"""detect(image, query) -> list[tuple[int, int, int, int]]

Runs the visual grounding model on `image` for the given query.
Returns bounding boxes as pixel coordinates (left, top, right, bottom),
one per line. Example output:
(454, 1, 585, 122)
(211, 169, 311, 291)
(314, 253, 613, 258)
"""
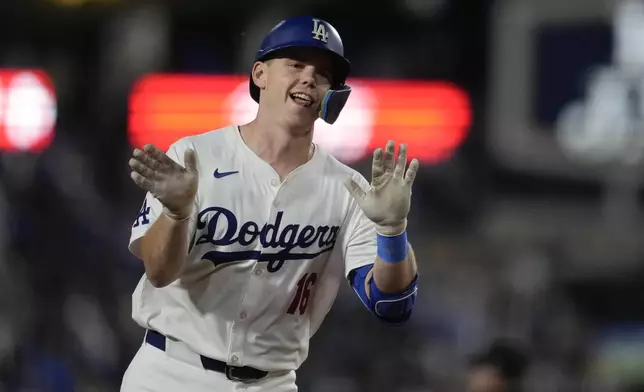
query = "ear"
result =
(251, 61, 268, 91)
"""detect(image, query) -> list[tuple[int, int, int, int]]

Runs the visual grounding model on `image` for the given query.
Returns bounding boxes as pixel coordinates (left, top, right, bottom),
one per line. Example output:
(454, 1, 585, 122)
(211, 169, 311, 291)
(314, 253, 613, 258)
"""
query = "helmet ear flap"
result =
(319, 86, 351, 124)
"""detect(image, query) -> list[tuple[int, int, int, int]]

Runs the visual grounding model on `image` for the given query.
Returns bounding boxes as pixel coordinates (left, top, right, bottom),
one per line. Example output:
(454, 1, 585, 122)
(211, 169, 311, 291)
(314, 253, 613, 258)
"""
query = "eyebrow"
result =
(280, 52, 334, 84)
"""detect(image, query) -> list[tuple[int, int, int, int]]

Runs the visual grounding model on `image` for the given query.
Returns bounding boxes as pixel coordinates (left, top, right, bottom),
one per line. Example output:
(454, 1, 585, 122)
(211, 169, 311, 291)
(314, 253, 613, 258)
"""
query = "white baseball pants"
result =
(120, 341, 298, 392)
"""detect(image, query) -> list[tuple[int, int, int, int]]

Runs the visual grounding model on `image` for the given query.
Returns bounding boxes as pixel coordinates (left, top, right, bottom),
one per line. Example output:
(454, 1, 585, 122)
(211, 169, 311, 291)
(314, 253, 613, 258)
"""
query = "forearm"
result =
(140, 211, 191, 288)
(373, 244, 417, 293)
(370, 223, 418, 293)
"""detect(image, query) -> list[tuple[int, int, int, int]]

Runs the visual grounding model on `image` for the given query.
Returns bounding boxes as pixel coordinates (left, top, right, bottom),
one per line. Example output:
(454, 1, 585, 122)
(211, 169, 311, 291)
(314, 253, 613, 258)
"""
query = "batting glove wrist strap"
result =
(375, 220, 407, 237)
(163, 206, 192, 222)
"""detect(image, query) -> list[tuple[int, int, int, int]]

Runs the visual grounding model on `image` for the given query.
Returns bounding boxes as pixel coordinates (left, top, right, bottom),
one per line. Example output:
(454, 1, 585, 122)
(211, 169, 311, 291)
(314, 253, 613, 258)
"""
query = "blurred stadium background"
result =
(1, 0, 644, 391)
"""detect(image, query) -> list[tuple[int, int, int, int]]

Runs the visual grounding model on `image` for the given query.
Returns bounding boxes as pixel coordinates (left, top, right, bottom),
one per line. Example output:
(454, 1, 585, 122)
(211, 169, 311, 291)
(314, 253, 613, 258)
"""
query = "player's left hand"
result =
(345, 140, 420, 236)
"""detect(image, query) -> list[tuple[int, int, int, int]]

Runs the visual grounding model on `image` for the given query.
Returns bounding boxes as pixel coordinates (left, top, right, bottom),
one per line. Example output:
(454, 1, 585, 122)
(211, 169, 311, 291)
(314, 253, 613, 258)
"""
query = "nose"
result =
(299, 65, 317, 87)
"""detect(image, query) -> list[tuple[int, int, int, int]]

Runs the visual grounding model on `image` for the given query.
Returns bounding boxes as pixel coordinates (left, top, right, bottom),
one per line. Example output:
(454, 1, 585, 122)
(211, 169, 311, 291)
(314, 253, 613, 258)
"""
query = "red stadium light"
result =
(128, 74, 471, 164)
(0, 69, 57, 152)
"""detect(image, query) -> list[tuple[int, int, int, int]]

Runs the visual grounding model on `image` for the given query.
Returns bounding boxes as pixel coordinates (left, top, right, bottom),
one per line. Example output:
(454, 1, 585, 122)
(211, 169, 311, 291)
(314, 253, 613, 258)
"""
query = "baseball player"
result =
(121, 16, 420, 392)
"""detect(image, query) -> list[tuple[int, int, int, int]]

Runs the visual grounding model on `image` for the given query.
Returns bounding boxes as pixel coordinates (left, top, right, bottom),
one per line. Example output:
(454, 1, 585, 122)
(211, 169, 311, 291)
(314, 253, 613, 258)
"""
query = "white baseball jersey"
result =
(128, 125, 377, 372)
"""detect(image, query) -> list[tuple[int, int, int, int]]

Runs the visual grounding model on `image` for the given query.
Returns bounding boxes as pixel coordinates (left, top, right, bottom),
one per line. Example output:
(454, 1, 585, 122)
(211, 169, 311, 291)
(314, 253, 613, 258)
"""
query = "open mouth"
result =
(289, 92, 314, 108)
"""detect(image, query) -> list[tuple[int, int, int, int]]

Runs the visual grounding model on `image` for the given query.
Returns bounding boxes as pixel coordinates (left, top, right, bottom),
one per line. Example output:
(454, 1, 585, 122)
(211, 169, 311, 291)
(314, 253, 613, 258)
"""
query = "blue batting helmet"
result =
(249, 16, 352, 124)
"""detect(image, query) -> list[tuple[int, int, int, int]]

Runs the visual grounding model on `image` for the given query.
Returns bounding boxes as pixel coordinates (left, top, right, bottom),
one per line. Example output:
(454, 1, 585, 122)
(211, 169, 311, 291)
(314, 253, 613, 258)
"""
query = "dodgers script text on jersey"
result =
(129, 125, 377, 372)
(195, 208, 340, 273)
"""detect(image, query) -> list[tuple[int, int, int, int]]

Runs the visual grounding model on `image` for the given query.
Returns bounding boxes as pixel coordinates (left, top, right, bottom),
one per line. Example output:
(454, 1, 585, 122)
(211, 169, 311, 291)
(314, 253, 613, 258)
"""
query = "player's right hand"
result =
(129, 144, 198, 220)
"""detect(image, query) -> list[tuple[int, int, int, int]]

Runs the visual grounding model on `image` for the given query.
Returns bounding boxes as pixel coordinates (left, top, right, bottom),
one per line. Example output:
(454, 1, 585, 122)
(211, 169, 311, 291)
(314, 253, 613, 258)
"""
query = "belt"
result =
(145, 329, 268, 382)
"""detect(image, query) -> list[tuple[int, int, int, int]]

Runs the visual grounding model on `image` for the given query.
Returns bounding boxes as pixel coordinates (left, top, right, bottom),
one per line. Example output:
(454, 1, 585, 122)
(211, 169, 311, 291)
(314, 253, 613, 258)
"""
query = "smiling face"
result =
(251, 47, 336, 133)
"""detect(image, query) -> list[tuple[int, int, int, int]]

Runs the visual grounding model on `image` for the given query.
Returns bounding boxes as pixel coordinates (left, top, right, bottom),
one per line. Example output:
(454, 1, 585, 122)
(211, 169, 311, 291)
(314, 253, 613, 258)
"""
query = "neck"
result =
(239, 113, 314, 178)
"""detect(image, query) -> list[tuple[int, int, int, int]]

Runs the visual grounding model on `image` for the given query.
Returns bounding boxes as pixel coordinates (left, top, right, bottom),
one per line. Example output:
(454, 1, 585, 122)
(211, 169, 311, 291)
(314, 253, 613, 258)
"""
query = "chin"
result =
(283, 111, 317, 132)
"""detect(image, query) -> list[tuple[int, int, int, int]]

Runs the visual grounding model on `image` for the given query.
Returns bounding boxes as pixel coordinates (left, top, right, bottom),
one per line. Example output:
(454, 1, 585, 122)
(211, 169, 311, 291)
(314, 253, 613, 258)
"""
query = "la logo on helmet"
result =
(312, 19, 329, 43)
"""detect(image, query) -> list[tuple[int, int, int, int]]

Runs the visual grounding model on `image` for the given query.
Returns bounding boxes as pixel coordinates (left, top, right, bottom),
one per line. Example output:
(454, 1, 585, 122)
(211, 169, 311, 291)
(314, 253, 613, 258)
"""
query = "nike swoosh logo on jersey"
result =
(213, 169, 239, 178)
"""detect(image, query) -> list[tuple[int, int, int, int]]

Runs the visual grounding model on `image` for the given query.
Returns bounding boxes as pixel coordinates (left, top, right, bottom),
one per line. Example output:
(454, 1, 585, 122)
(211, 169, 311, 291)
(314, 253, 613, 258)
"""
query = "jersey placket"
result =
(226, 175, 284, 367)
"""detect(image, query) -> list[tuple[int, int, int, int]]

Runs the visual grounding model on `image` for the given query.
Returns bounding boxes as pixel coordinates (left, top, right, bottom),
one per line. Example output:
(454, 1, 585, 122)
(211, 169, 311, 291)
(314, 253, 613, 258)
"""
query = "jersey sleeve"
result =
(128, 141, 196, 259)
(339, 173, 378, 277)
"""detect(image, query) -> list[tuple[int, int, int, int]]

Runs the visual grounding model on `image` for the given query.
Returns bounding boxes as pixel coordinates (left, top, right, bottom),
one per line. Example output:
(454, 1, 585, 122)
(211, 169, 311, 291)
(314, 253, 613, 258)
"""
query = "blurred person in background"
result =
(466, 340, 529, 392)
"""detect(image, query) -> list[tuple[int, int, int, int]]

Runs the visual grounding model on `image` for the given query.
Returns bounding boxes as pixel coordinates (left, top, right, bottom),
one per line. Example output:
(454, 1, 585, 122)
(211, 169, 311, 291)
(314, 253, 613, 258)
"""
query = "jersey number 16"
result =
(286, 273, 318, 315)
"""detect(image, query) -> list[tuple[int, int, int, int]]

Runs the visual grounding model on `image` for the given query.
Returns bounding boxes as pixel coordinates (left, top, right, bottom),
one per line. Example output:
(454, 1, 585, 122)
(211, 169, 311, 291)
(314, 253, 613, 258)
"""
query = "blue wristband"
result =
(376, 231, 409, 263)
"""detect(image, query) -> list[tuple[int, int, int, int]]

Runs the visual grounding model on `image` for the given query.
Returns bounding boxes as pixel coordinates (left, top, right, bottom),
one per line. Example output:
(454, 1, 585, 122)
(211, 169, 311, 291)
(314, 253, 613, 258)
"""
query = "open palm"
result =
(129, 144, 199, 220)
(345, 141, 419, 235)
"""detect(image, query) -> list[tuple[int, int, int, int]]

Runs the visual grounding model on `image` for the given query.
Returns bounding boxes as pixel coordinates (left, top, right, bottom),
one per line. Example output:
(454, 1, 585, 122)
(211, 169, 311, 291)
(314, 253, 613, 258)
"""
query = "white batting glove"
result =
(345, 141, 420, 236)
(129, 144, 199, 220)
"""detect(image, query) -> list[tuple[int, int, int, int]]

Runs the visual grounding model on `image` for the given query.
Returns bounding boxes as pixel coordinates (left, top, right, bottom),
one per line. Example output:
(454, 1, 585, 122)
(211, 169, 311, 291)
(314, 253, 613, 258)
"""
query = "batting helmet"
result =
(249, 16, 352, 124)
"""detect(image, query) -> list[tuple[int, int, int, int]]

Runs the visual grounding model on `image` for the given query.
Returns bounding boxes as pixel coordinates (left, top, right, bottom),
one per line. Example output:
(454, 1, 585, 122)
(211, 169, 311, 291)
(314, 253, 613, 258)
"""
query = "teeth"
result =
(291, 93, 312, 102)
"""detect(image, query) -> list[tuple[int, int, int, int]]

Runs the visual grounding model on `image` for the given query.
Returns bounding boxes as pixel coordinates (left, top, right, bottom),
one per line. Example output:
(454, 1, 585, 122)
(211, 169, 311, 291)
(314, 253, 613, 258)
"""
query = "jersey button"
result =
(239, 311, 247, 320)
(230, 355, 239, 364)
(254, 269, 263, 277)
(271, 179, 279, 186)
